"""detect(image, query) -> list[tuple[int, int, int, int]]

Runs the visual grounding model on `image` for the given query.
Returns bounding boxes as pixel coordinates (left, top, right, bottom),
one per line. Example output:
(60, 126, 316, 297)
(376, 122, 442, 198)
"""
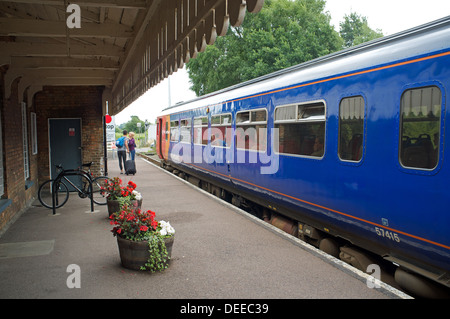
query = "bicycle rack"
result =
(51, 170, 94, 215)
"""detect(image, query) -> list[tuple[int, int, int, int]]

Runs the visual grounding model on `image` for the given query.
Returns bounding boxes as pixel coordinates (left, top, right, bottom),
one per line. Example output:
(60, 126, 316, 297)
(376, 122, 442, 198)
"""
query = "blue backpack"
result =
(115, 136, 125, 148)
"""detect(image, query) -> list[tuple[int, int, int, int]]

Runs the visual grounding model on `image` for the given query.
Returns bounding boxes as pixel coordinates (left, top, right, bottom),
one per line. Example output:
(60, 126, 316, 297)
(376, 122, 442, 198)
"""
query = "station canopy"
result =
(0, 0, 264, 114)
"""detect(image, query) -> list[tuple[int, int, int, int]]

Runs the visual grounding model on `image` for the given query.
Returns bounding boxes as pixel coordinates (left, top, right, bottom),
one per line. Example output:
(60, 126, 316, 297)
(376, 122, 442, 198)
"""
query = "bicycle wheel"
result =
(38, 179, 69, 209)
(91, 176, 110, 205)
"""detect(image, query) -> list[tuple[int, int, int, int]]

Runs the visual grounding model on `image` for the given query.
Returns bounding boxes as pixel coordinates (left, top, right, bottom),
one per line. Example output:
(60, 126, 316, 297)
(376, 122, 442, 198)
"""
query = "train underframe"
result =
(159, 158, 450, 299)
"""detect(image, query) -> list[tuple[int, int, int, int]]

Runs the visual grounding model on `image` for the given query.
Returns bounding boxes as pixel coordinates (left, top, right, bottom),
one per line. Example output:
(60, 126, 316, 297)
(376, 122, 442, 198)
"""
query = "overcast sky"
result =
(114, 0, 450, 125)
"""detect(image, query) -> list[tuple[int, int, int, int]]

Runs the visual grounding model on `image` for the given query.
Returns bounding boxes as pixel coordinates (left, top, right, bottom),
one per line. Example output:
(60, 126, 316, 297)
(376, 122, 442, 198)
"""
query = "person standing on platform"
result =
(116, 130, 129, 174)
(128, 131, 136, 160)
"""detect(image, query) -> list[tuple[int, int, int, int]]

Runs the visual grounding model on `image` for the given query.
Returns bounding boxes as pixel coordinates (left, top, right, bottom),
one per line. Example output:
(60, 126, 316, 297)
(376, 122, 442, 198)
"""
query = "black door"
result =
(49, 119, 82, 191)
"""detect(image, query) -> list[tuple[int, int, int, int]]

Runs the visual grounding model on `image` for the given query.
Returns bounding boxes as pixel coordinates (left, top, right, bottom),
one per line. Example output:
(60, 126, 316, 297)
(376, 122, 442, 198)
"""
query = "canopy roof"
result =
(0, 0, 264, 114)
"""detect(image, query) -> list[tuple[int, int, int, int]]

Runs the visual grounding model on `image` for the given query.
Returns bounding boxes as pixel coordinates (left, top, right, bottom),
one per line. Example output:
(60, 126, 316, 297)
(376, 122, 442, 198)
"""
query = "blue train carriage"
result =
(157, 17, 450, 297)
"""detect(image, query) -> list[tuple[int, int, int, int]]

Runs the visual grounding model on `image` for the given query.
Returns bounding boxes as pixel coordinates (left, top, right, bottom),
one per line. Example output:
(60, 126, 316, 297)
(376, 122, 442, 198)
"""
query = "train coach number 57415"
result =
(375, 227, 400, 243)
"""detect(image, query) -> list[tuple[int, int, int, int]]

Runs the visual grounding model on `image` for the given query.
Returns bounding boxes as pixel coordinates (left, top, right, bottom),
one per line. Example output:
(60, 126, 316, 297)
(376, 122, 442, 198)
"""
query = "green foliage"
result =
(186, 0, 385, 96)
(141, 235, 171, 272)
(339, 12, 384, 48)
(122, 115, 146, 134)
(187, 0, 343, 96)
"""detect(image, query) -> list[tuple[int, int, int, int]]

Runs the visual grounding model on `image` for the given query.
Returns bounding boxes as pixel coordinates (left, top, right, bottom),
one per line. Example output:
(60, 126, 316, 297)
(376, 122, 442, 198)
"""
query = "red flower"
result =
(147, 210, 156, 219)
(139, 225, 148, 232)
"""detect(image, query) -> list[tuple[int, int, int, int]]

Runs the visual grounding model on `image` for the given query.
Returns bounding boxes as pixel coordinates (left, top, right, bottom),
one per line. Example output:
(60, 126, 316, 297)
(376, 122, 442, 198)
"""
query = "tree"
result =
(123, 115, 145, 134)
(339, 12, 383, 48)
(186, 0, 343, 96)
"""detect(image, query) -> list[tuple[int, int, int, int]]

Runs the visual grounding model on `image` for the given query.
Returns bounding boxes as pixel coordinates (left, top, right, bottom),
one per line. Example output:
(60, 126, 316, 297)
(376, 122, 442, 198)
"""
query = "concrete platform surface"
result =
(0, 155, 410, 300)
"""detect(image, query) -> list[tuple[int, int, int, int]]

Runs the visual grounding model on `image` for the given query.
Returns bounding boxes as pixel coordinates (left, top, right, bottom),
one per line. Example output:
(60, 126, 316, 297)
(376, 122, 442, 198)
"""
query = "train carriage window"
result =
(338, 96, 365, 162)
(170, 120, 179, 142)
(165, 122, 168, 141)
(211, 114, 232, 148)
(193, 116, 208, 145)
(180, 118, 191, 144)
(275, 102, 325, 157)
(236, 109, 267, 151)
(400, 86, 441, 169)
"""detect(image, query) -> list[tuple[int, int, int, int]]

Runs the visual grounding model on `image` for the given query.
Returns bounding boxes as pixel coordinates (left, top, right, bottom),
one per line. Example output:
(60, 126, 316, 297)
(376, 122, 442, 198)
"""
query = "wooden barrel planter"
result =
(116, 235, 174, 271)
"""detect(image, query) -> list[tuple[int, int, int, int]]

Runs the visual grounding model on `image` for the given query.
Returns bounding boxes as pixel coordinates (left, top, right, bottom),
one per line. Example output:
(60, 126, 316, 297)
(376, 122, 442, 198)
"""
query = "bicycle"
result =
(38, 162, 110, 209)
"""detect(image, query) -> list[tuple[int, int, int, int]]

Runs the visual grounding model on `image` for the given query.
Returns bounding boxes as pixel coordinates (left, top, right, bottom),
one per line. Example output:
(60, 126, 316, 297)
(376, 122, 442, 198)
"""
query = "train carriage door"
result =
(164, 116, 170, 159)
(157, 118, 163, 159)
(157, 116, 170, 160)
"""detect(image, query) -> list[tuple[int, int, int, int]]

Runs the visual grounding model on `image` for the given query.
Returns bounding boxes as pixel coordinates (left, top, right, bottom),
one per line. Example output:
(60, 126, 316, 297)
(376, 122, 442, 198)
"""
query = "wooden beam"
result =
(22, 68, 116, 78)
(10, 56, 120, 70)
(112, 0, 162, 92)
(0, 18, 134, 38)
(247, 0, 264, 13)
(20, 76, 111, 92)
(39, 78, 113, 86)
(0, 0, 147, 9)
(17, 74, 111, 103)
(0, 41, 124, 58)
(5, 68, 115, 97)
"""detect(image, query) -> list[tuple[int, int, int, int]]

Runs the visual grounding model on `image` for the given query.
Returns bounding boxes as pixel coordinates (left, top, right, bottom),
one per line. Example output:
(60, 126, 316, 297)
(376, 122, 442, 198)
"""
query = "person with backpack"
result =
(116, 130, 129, 174)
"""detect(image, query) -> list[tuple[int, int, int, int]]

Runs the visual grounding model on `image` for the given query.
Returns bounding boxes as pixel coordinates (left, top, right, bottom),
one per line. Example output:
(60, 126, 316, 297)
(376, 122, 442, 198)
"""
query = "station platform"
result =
(0, 154, 411, 301)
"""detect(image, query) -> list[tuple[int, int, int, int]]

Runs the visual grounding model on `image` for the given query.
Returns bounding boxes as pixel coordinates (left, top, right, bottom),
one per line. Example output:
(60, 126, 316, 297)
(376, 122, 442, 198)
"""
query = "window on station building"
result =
(338, 96, 365, 162)
(211, 114, 232, 148)
(399, 86, 441, 169)
(0, 105, 4, 196)
(193, 116, 208, 145)
(180, 118, 191, 144)
(170, 120, 179, 142)
(31, 112, 38, 155)
(21, 102, 30, 180)
(236, 109, 267, 151)
(275, 101, 325, 157)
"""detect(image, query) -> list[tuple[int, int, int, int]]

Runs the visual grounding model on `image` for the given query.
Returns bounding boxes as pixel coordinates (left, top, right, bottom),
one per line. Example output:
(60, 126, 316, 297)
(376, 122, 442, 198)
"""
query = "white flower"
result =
(132, 190, 142, 200)
(159, 220, 175, 236)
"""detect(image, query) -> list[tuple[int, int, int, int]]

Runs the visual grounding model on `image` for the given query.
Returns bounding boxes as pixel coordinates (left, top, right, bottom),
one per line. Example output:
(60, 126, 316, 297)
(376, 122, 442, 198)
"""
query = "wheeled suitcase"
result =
(125, 160, 136, 175)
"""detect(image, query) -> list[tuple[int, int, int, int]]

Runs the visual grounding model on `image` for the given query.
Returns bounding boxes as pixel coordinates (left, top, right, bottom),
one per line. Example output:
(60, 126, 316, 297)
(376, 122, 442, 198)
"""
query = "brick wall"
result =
(0, 71, 40, 231)
(0, 81, 105, 232)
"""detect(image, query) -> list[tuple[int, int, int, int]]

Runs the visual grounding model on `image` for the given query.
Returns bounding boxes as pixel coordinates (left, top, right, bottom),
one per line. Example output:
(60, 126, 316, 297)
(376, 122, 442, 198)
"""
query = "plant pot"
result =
(107, 198, 142, 217)
(116, 235, 174, 271)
